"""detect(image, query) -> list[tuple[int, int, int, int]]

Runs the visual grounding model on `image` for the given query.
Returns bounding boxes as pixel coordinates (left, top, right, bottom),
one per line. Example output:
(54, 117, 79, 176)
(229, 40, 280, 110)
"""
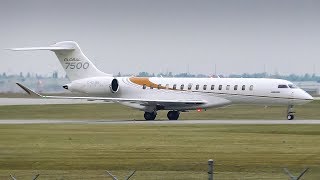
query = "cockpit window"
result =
(278, 85, 288, 88)
(288, 84, 298, 89)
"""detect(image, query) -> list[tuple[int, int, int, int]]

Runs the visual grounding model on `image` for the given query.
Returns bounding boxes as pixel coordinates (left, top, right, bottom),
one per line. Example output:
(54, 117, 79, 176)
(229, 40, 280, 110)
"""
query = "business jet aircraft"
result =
(9, 41, 313, 120)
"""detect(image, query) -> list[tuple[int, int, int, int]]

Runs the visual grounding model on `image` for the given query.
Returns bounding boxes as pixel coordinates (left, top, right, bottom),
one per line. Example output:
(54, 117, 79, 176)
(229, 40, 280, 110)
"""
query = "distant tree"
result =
(174, 73, 195, 77)
(138, 72, 151, 77)
(52, 71, 58, 79)
(36, 74, 43, 78)
(303, 73, 311, 81)
(227, 72, 320, 82)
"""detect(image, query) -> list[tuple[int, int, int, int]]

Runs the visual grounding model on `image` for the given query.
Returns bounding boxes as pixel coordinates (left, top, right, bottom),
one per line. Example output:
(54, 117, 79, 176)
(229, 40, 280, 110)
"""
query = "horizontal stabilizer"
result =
(8, 46, 75, 51)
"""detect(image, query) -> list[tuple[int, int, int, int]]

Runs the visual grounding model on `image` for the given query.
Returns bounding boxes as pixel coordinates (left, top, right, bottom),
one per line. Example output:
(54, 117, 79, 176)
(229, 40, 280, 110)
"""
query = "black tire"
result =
(167, 111, 180, 120)
(144, 112, 156, 120)
(287, 114, 294, 120)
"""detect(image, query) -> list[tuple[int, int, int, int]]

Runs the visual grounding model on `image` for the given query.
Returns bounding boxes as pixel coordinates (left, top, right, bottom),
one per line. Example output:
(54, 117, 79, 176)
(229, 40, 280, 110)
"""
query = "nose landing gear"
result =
(287, 105, 295, 120)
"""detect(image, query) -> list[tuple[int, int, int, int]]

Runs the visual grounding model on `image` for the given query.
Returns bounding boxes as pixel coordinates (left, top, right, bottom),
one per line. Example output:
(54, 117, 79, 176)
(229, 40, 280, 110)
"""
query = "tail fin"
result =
(9, 41, 111, 80)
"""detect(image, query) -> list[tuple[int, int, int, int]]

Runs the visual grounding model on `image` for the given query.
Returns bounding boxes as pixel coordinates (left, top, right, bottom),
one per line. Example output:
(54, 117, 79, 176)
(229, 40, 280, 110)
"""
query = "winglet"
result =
(16, 83, 43, 98)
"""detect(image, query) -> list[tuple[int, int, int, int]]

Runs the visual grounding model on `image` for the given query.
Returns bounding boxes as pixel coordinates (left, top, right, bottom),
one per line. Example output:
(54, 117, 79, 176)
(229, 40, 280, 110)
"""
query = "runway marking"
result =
(0, 120, 319, 125)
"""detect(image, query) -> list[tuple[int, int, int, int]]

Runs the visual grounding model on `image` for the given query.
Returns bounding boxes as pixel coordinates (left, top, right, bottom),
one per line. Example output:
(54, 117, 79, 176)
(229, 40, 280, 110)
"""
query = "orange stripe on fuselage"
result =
(129, 77, 166, 89)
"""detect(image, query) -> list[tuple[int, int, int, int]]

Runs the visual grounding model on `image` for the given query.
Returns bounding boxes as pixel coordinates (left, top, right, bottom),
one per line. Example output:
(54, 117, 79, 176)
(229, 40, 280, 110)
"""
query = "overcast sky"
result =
(1, 0, 320, 76)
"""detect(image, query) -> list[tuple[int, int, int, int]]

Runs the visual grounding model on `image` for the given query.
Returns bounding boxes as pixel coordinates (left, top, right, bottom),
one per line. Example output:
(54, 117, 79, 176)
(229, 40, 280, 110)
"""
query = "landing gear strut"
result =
(167, 111, 180, 120)
(287, 105, 295, 120)
(144, 111, 157, 120)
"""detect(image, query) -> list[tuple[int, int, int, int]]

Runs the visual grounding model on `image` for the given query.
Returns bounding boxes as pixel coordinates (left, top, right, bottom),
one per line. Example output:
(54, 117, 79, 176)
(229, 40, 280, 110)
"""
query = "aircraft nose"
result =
(293, 89, 313, 105)
(304, 92, 314, 101)
(297, 89, 313, 101)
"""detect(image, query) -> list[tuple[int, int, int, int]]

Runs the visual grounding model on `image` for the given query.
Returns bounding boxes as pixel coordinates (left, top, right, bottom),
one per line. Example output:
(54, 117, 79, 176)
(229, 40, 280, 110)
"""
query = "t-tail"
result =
(9, 41, 111, 80)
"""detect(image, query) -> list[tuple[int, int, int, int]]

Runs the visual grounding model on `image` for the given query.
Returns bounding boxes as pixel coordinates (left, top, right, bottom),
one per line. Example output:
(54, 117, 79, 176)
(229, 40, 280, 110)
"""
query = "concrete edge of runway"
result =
(0, 119, 319, 125)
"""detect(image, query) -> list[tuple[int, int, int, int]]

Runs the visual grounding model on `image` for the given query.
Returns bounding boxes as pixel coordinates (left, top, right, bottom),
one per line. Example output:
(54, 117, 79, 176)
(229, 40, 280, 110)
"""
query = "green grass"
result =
(0, 124, 319, 179)
(0, 100, 320, 120)
(0, 99, 319, 179)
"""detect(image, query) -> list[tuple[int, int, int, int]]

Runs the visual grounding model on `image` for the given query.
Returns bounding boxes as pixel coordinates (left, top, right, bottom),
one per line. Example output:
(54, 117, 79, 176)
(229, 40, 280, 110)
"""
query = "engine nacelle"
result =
(63, 77, 119, 95)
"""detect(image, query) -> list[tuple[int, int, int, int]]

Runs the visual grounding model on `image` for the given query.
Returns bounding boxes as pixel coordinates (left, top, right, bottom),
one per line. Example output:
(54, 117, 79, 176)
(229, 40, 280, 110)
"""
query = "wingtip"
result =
(4, 48, 15, 51)
(16, 83, 31, 95)
(16, 83, 43, 97)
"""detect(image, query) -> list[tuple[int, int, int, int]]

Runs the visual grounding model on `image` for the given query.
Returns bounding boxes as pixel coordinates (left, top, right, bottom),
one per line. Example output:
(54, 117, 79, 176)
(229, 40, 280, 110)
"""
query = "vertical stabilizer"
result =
(9, 41, 111, 80)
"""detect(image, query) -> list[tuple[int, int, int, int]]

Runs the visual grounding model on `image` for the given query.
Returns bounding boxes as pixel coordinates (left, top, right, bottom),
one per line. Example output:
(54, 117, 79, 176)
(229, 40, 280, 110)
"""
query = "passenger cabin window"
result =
(234, 85, 238, 90)
(219, 85, 222, 90)
(158, 84, 161, 89)
(203, 85, 207, 90)
(173, 84, 177, 90)
(278, 85, 288, 88)
(242, 85, 245, 91)
(211, 85, 215, 90)
(188, 84, 192, 90)
(142, 84, 146, 89)
(226, 85, 230, 90)
(180, 84, 184, 90)
(195, 84, 199, 90)
(249, 85, 253, 91)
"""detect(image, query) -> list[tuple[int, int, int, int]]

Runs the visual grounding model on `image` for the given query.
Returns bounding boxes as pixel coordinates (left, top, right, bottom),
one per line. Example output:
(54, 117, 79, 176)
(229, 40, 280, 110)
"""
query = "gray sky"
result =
(1, 0, 320, 76)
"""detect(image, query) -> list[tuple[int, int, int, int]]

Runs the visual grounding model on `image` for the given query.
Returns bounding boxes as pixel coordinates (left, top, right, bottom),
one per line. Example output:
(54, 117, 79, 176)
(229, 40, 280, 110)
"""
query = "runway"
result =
(0, 98, 105, 106)
(0, 119, 319, 125)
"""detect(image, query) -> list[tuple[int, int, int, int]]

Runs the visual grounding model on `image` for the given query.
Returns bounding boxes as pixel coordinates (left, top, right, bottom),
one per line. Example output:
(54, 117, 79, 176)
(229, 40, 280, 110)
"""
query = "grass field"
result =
(0, 124, 319, 179)
(0, 100, 319, 179)
(0, 100, 320, 120)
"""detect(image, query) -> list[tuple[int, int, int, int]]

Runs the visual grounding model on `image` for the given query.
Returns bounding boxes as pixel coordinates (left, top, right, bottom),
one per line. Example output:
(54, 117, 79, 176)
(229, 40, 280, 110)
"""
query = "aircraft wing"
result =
(16, 83, 207, 106)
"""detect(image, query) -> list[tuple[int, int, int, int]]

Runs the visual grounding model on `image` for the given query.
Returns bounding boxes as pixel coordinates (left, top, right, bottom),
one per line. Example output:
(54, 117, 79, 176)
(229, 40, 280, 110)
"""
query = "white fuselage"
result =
(66, 76, 313, 112)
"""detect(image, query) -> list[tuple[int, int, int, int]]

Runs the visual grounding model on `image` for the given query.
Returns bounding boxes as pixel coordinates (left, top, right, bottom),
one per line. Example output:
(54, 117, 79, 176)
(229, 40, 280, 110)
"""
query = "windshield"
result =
(288, 84, 298, 89)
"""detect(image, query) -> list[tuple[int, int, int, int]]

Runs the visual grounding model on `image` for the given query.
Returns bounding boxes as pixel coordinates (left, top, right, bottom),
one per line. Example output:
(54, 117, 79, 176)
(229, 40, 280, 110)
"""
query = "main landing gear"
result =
(144, 111, 157, 120)
(143, 110, 180, 120)
(167, 110, 180, 120)
(287, 105, 295, 120)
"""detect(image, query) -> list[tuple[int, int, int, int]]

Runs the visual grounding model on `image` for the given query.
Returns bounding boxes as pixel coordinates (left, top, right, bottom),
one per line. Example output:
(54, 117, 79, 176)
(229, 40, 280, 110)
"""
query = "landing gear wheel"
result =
(287, 105, 295, 120)
(144, 112, 157, 120)
(287, 114, 294, 120)
(167, 111, 180, 120)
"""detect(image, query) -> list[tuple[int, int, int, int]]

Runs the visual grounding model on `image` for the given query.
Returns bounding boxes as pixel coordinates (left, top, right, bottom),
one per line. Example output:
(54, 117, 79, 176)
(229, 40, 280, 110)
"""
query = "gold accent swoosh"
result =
(129, 77, 167, 89)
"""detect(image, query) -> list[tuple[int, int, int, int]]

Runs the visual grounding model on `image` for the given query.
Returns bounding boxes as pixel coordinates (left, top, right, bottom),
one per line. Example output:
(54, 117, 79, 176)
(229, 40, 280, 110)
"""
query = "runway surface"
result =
(0, 98, 105, 106)
(0, 119, 319, 125)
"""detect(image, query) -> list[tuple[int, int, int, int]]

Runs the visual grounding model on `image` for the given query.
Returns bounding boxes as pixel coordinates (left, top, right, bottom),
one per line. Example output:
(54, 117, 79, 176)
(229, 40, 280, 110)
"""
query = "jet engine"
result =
(63, 77, 119, 95)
